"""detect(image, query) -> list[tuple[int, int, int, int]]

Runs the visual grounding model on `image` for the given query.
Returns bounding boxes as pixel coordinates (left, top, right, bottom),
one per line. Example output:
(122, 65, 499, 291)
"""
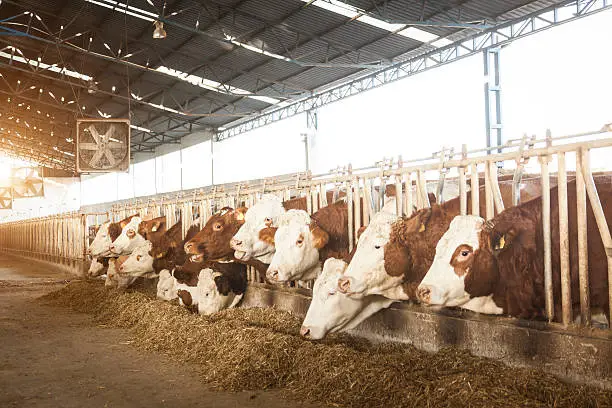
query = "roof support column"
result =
(303, 110, 318, 173)
(483, 46, 503, 155)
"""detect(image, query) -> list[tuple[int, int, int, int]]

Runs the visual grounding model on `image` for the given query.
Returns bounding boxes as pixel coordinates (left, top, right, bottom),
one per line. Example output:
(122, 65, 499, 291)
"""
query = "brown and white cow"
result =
(338, 182, 541, 300)
(88, 214, 138, 257)
(262, 200, 351, 283)
(172, 259, 247, 314)
(184, 207, 247, 262)
(417, 181, 611, 321)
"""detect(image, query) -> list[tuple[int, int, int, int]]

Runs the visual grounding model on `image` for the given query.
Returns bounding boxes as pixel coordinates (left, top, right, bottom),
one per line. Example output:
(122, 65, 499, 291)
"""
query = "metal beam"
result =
(217, 0, 610, 141)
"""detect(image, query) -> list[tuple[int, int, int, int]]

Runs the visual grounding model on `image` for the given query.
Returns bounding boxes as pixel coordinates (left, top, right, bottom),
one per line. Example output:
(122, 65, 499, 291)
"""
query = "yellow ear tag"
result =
(418, 223, 426, 233)
(236, 212, 245, 221)
(151, 225, 158, 232)
(498, 235, 505, 249)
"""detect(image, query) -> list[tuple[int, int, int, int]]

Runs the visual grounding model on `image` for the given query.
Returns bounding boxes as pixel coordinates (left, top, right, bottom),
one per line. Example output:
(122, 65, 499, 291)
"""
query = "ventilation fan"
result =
(0, 186, 12, 209)
(11, 167, 44, 198)
(76, 119, 130, 173)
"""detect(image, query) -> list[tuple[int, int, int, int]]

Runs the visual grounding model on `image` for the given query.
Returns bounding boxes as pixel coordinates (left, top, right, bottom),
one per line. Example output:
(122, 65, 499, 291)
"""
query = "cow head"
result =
(119, 241, 154, 276)
(231, 195, 284, 263)
(300, 258, 395, 340)
(105, 256, 137, 289)
(110, 217, 145, 255)
(89, 215, 138, 257)
(184, 207, 247, 262)
(196, 268, 244, 315)
(337, 199, 400, 298)
(138, 216, 167, 244)
(149, 218, 183, 261)
(87, 256, 109, 277)
(265, 210, 327, 283)
(157, 269, 178, 301)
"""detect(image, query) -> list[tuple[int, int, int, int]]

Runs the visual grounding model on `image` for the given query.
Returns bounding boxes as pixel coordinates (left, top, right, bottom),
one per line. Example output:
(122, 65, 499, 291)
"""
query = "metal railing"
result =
(2, 126, 611, 329)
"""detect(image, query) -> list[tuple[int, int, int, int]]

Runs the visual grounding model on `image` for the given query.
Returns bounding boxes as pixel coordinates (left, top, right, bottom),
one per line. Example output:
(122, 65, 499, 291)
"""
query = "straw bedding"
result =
(41, 280, 612, 408)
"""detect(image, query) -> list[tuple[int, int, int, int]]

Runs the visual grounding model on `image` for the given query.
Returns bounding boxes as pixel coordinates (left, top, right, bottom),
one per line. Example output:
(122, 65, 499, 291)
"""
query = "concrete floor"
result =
(0, 253, 325, 408)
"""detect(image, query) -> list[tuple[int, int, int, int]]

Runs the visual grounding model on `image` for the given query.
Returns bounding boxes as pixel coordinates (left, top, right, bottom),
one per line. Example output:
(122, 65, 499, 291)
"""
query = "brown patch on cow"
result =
(258, 227, 277, 246)
(119, 214, 139, 229)
(310, 225, 329, 249)
(177, 289, 193, 306)
(311, 200, 350, 263)
(173, 263, 200, 286)
(449, 245, 474, 277)
(184, 207, 246, 261)
(150, 220, 201, 274)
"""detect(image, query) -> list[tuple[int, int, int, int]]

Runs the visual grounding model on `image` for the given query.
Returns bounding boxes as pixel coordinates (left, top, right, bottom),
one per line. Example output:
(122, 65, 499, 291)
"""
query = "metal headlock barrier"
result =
(1, 126, 612, 330)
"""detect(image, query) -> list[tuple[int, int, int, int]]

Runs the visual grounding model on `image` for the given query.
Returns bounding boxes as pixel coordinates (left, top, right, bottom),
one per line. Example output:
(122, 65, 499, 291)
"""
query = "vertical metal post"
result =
(484, 162, 494, 219)
(576, 149, 591, 326)
(403, 172, 412, 217)
(484, 47, 503, 154)
(540, 155, 553, 321)
(557, 152, 572, 326)
(305, 110, 317, 172)
(354, 177, 362, 241)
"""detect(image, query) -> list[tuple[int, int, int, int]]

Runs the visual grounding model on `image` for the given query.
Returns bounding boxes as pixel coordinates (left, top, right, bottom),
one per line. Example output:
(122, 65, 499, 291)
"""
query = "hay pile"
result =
(41, 281, 612, 408)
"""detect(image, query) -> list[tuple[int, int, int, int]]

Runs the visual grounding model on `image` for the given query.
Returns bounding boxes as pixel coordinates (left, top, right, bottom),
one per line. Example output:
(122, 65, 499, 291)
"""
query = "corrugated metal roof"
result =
(0, 0, 582, 162)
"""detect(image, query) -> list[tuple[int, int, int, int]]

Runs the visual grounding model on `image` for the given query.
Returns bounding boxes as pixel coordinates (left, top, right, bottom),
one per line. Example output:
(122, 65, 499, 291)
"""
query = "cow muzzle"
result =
(337, 276, 353, 294)
(266, 267, 280, 282)
(299, 326, 311, 338)
(416, 284, 448, 305)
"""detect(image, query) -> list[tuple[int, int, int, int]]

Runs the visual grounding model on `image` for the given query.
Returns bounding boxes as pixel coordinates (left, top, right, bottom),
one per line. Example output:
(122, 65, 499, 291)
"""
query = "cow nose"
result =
(109, 245, 115, 251)
(230, 238, 242, 247)
(416, 285, 432, 304)
(337, 277, 351, 294)
(119, 265, 124, 272)
(300, 326, 311, 338)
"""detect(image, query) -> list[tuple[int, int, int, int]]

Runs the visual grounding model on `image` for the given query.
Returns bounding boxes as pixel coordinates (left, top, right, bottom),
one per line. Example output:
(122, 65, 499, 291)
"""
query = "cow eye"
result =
(136, 255, 142, 261)
(374, 245, 381, 249)
(460, 250, 470, 257)
(265, 217, 272, 222)
(213, 223, 223, 231)
(296, 238, 304, 246)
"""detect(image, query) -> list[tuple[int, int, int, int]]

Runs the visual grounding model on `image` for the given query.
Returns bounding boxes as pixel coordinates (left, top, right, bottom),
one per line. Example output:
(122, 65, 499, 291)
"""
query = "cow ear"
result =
(235, 207, 248, 221)
(384, 239, 410, 278)
(177, 289, 192, 306)
(214, 274, 231, 296)
(356, 225, 367, 241)
(151, 221, 162, 232)
(259, 227, 277, 245)
(310, 225, 329, 249)
(490, 230, 515, 254)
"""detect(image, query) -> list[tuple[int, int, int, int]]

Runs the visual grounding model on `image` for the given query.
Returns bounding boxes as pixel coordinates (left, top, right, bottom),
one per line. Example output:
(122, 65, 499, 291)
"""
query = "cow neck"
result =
(301, 261, 322, 281)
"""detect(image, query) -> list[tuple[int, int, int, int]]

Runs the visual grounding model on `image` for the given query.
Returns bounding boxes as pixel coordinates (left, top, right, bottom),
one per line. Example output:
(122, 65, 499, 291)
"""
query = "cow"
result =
(184, 207, 247, 262)
(88, 214, 138, 257)
(196, 265, 248, 315)
(118, 241, 154, 277)
(172, 260, 247, 314)
(87, 256, 110, 277)
(104, 256, 136, 289)
(262, 200, 351, 284)
(110, 217, 147, 255)
(417, 181, 611, 322)
(231, 195, 287, 264)
(138, 215, 167, 244)
(300, 258, 395, 340)
(157, 269, 178, 301)
(338, 182, 541, 301)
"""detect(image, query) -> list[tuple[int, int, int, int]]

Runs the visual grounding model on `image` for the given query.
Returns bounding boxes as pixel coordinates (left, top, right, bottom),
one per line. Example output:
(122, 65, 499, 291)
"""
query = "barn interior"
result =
(1, 1, 612, 407)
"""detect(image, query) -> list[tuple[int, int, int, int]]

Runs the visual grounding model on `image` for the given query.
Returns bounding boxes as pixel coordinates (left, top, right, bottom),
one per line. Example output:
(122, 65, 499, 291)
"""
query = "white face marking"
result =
(87, 257, 107, 277)
(341, 202, 401, 298)
(120, 241, 154, 276)
(301, 258, 394, 339)
(266, 210, 321, 282)
(156, 269, 178, 301)
(111, 217, 145, 255)
(418, 215, 485, 307)
(89, 222, 112, 257)
(231, 195, 285, 263)
(196, 269, 241, 315)
(104, 260, 137, 289)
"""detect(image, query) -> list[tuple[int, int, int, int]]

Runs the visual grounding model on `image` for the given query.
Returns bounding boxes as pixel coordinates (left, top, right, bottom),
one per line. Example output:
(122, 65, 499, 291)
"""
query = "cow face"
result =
(105, 257, 137, 289)
(138, 216, 167, 244)
(265, 210, 327, 283)
(88, 221, 113, 257)
(337, 202, 400, 298)
(119, 241, 154, 276)
(157, 269, 178, 301)
(87, 256, 109, 277)
(300, 258, 394, 340)
(110, 217, 146, 255)
(231, 195, 284, 263)
(196, 268, 244, 315)
(184, 207, 247, 262)
(417, 215, 487, 307)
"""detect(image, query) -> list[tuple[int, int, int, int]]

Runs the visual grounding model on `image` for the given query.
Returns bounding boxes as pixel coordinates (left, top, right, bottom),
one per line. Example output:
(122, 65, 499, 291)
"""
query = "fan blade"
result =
(79, 143, 100, 150)
(108, 142, 124, 149)
(88, 124, 101, 144)
(104, 148, 116, 166)
(89, 149, 105, 167)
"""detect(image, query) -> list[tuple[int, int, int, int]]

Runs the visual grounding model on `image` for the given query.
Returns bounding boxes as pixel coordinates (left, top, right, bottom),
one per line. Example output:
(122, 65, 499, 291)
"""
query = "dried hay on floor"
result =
(41, 280, 612, 408)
